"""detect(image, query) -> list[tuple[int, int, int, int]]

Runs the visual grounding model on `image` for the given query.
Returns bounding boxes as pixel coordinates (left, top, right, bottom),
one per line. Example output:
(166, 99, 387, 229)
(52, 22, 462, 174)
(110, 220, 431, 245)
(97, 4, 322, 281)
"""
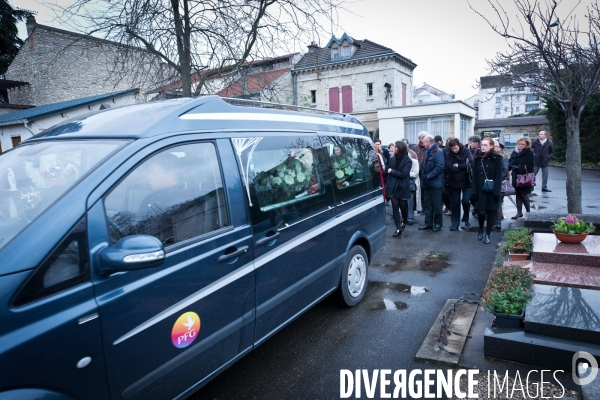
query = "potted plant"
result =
(482, 265, 534, 329)
(497, 228, 533, 261)
(550, 215, 596, 244)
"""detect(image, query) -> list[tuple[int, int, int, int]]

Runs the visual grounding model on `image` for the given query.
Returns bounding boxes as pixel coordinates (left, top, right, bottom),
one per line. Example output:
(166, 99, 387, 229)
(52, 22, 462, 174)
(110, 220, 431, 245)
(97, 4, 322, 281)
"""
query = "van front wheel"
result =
(336, 246, 368, 307)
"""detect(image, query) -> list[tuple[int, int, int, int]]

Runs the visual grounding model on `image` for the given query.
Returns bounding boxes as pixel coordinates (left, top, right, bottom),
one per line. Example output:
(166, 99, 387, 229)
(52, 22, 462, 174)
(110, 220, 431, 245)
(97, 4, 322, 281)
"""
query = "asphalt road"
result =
(192, 166, 600, 400)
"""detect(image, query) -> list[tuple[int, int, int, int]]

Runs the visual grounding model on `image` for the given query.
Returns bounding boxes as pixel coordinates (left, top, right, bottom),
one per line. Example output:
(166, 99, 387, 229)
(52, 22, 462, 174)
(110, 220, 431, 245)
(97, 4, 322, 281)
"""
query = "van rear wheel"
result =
(336, 245, 368, 307)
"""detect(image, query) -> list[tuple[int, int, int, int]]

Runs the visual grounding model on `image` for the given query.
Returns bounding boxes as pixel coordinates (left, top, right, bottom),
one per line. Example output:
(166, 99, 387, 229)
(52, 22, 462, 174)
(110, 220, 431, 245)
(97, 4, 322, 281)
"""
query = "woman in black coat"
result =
(470, 137, 503, 244)
(445, 138, 474, 231)
(386, 140, 412, 237)
(508, 136, 535, 219)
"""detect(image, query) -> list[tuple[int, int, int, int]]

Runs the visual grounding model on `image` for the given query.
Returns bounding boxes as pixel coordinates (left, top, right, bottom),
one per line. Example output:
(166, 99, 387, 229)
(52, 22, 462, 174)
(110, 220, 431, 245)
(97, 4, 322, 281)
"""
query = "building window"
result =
(504, 107, 508, 112)
(496, 97, 501, 103)
(495, 108, 500, 114)
(332, 47, 339, 59)
(367, 83, 373, 97)
(526, 94, 539, 102)
(503, 96, 508, 101)
(526, 104, 538, 112)
(342, 45, 351, 57)
(516, 95, 521, 101)
(516, 86, 525, 92)
(495, 88, 501, 93)
(310, 90, 316, 103)
(11, 136, 21, 148)
(516, 106, 520, 113)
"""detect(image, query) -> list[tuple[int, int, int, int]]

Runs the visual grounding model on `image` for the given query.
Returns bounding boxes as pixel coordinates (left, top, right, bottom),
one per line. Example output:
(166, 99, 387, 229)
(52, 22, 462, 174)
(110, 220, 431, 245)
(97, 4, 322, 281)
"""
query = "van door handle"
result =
(256, 232, 280, 246)
(218, 246, 249, 263)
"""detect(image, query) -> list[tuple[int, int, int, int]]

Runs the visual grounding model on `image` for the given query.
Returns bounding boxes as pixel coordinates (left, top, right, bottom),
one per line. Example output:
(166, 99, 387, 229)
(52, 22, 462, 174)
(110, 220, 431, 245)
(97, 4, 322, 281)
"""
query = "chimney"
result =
(26, 15, 37, 37)
(307, 41, 319, 53)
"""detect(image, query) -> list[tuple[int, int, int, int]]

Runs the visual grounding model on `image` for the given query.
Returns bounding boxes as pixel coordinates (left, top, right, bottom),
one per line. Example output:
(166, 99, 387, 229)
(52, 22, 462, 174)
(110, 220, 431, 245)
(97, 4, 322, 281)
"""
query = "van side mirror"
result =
(99, 235, 165, 275)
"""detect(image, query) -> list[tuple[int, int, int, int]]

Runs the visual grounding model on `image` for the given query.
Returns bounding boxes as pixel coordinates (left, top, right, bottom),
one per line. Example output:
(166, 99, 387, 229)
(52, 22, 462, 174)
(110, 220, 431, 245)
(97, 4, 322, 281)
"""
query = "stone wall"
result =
(6, 26, 172, 106)
(476, 122, 551, 146)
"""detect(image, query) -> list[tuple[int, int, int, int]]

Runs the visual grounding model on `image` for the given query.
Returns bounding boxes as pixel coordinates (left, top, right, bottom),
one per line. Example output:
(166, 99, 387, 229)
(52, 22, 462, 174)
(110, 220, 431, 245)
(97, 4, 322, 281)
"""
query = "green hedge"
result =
(546, 94, 600, 163)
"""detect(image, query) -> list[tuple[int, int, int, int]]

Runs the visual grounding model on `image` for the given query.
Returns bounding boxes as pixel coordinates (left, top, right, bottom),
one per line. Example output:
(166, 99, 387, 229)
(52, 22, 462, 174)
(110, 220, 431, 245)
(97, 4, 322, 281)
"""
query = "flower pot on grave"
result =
(494, 309, 525, 329)
(508, 252, 529, 261)
(553, 231, 588, 244)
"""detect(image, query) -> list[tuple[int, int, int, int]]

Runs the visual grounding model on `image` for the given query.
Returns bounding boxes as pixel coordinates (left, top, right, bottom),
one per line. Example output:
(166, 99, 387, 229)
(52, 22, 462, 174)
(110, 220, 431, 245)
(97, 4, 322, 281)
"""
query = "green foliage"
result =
(526, 108, 541, 116)
(497, 228, 533, 259)
(482, 265, 534, 315)
(508, 113, 526, 118)
(546, 93, 600, 164)
(551, 215, 596, 235)
(0, 0, 27, 74)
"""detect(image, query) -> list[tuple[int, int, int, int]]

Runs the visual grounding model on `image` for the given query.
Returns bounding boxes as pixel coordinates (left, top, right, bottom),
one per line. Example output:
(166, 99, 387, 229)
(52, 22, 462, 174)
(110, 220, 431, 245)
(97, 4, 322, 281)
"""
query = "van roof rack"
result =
(221, 97, 346, 117)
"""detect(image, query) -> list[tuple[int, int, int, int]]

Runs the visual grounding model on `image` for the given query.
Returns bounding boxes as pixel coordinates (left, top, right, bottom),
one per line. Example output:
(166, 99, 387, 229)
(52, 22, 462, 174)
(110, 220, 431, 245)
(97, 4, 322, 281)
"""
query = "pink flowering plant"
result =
(551, 215, 596, 235)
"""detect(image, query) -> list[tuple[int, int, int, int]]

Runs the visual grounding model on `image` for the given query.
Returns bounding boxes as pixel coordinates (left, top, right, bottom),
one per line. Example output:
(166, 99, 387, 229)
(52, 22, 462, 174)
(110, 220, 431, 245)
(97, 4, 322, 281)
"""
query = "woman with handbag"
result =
(470, 137, 503, 244)
(386, 140, 413, 237)
(445, 138, 474, 231)
(508, 136, 535, 219)
(494, 142, 510, 231)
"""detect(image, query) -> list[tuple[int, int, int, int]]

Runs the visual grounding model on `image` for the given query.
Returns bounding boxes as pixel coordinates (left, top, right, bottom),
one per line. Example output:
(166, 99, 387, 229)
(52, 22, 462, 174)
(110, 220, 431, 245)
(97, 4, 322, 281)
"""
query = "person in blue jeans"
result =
(444, 138, 474, 231)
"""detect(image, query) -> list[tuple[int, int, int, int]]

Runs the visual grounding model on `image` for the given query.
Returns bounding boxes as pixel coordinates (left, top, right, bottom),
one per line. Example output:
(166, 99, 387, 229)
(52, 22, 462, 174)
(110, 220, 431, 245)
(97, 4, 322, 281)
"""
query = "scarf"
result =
(426, 143, 437, 157)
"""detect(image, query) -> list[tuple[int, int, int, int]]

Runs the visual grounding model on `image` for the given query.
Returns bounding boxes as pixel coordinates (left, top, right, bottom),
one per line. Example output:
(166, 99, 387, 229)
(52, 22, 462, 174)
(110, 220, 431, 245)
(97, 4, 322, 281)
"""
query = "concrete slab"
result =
(525, 284, 600, 344)
(532, 233, 600, 268)
(415, 299, 478, 367)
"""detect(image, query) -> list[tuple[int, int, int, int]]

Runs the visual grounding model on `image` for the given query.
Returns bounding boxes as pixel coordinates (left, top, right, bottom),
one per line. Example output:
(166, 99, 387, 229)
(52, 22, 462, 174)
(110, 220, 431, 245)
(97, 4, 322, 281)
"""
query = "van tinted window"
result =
(13, 217, 89, 307)
(321, 136, 380, 202)
(234, 135, 334, 231)
(104, 142, 229, 247)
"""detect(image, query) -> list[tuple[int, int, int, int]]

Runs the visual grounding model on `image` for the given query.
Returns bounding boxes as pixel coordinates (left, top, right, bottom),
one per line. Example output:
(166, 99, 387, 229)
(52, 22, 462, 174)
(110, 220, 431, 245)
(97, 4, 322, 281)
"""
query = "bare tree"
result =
(470, 0, 600, 213)
(51, 0, 344, 97)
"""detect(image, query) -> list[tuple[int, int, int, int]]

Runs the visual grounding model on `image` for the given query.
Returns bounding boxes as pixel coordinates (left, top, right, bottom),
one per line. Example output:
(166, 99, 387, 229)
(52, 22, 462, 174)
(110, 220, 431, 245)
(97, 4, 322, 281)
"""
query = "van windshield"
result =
(0, 140, 126, 251)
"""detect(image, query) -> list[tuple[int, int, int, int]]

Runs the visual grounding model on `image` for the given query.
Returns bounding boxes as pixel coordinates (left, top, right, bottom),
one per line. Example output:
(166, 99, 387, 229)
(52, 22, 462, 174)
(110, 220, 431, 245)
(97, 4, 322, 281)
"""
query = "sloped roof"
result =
(293, 38, 416, 70)
(149, 53, 298, 94)
(0, 89, 139, 127)
(325, 33, 357, 48)
(216, 68, 290, 97)
(474, 116, 549, 129)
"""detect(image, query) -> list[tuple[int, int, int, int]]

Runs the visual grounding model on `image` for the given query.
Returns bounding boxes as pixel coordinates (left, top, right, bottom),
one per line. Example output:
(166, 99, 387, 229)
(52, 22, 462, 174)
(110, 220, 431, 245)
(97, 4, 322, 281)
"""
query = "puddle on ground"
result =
(377, 252, 451, 275)
(362, 281, 427, 311)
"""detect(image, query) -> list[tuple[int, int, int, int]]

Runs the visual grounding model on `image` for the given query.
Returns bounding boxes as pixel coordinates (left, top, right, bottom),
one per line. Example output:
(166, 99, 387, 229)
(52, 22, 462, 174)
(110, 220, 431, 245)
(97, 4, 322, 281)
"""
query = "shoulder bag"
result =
(516, 166, 536, 188)
(481, 159, 494, 193)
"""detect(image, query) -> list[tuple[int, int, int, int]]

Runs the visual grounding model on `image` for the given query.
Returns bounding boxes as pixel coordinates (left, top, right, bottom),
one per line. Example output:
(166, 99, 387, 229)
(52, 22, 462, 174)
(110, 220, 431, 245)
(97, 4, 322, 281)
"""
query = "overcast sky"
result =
(15, 0, 589, 100)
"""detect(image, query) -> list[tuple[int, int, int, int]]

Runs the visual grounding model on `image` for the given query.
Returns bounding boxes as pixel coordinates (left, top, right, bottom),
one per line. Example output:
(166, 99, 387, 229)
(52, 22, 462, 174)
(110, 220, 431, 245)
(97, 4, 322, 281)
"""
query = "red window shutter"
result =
(402, 83, 407, 106)
(329, 87, 339, 112)
(342, 86, 353, 113)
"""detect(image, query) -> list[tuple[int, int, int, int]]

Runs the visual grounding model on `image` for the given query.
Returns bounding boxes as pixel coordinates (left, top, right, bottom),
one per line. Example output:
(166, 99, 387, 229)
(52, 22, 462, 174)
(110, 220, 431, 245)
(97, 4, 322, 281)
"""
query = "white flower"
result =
(289, 170, 296, 177)
(339, 158, 347, 166)
(295, 162, 303, 172)
(335, 170, 345, 179)
(272, 177, 282, 185)
(284, 175, 295, 185)
(276, 164, 286, 172)
(296, 172, 306, 183)
(345, 166, 354, 175)
(332, 162, 340, 169)
(278, 172, 285, 178)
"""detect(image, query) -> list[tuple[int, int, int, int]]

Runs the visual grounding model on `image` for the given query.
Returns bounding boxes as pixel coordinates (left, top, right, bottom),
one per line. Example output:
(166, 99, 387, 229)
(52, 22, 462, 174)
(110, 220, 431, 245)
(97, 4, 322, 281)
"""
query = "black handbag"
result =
(465, 159, 473, 185)
(409, 178, 416, 192)
(481, 159, 494, 193)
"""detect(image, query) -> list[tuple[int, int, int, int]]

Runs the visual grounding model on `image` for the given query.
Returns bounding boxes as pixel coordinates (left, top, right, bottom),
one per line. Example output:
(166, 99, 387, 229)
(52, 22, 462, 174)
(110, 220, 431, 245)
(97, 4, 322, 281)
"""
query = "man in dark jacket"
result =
(531, 131, 554, 192)
(418, 134, 445, 231)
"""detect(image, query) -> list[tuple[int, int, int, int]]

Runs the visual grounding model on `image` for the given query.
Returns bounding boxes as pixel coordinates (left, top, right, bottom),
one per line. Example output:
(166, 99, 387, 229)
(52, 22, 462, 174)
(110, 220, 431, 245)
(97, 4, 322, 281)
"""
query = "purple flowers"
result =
(565, 215, 579, 224)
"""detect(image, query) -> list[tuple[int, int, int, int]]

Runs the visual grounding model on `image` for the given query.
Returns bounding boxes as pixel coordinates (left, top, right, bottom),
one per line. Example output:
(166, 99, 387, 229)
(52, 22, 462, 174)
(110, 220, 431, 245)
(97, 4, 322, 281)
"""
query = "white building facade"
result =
(378, 101, 476, 146)
(291, 34, 416, 136)
(478, 75, 544, 119)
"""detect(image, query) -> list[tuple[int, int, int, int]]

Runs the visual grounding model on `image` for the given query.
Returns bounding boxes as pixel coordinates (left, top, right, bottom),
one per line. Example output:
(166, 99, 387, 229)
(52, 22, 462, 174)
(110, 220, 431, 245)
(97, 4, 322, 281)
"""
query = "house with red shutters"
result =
(291, 33, 416, 137)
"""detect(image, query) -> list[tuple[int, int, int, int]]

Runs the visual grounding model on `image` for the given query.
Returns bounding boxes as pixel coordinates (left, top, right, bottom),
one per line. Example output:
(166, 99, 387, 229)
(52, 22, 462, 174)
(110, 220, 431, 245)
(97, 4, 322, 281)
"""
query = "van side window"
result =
(321, 136, 379, 202)
(238, 136, 334, 230)
(104, 143, 229, 247)
(13, 218, 89, 307)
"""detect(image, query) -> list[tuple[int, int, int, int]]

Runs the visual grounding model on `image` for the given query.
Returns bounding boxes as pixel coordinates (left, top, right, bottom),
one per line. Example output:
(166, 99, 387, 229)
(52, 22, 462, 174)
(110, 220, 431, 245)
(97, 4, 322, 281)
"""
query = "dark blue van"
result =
(0, 96, 386, 399)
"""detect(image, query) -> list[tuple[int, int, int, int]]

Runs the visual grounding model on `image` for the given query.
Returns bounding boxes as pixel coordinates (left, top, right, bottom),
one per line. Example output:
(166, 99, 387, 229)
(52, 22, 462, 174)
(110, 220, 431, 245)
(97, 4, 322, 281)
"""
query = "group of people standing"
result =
(375, 131, 552, 244)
